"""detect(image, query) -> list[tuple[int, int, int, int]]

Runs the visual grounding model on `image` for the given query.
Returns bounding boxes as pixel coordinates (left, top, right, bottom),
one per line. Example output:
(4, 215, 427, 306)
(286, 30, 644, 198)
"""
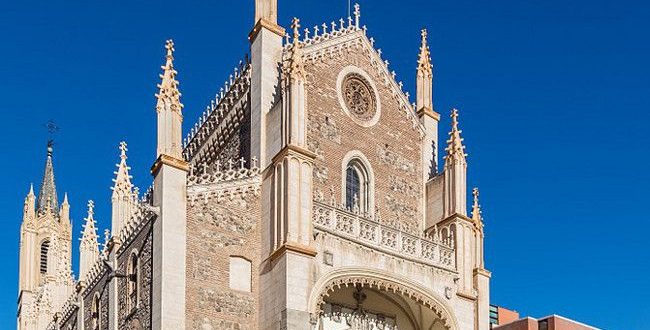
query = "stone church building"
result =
(16, 1, 491, 329)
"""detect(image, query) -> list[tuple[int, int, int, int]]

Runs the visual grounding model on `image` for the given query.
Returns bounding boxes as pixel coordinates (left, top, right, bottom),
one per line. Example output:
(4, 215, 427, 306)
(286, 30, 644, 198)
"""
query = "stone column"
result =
(249, 13, 285, 169)
(151, 156, 188, 330)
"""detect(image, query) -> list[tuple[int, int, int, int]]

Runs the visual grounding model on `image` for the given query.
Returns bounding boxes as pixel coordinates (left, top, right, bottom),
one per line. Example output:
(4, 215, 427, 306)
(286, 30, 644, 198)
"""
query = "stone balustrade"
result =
(313, 201, 455, 270)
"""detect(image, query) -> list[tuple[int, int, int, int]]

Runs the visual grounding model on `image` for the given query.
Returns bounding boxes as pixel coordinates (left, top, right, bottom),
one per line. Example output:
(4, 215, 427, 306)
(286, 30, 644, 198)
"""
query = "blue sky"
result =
(1, 0, 649, 329)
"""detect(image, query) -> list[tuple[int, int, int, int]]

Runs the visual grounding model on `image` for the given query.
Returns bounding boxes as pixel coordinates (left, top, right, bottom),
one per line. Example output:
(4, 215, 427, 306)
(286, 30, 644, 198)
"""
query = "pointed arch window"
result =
(345, 159, 370, 213)
(127, 251, 140, 311)
(92, 293, 101, 330)
(40, 240, 50, 274)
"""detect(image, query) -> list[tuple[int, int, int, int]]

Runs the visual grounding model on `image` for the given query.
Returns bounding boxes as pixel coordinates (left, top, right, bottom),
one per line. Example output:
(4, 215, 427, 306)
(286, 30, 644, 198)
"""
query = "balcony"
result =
(312, 201, 456, 271)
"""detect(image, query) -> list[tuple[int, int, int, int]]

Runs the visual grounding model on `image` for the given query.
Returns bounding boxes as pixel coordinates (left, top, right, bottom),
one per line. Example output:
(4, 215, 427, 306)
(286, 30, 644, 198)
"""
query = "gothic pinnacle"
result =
(112, 141, 134, 199)
(444, 109, 467, 164)
(472, 187, 482, 221)
(291, 17, 301, 44)
(81, 200, 99, 243)
(155, 39, 183, 113)
(417, 28, 432, 76)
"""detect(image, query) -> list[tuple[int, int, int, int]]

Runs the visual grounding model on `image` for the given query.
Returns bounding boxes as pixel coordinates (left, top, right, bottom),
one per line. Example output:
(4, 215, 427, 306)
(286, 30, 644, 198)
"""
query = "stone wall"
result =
(82, 272, 109, 330)
(117, 218, 154, 329)
(304, 45, 424, 235)
(186, 187, 261, 330)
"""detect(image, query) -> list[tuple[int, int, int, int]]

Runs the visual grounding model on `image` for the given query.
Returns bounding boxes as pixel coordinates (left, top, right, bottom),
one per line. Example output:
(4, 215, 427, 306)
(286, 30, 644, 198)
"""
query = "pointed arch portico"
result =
(308, 267, 459, 330)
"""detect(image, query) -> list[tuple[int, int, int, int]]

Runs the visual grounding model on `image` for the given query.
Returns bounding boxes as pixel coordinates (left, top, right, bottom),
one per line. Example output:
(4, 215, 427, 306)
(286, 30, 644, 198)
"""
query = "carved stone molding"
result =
(308, 267, 459, 330)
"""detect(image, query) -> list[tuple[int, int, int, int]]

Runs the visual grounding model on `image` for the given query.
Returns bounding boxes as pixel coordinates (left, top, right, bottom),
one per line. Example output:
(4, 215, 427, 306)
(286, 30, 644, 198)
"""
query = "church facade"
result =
(16, 1, 491, 329)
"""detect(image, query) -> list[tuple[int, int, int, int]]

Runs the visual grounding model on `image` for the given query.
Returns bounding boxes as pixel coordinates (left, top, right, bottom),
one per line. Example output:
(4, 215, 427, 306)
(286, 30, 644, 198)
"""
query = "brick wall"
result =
(185, 189, 261, 329)
(304, 45, 424, 235)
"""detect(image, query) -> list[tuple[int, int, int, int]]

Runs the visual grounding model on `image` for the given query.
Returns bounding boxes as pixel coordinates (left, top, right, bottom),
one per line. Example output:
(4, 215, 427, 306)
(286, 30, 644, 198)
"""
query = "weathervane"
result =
(43, 120, 59, 154)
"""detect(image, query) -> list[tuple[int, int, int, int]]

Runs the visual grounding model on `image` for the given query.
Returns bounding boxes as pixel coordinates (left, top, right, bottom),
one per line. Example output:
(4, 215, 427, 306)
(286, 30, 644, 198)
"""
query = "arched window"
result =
(92, 293, 100, 330)
(345, 159, 370, 213)
(40, 240, 50, 274)
(128, 252, 139, 311)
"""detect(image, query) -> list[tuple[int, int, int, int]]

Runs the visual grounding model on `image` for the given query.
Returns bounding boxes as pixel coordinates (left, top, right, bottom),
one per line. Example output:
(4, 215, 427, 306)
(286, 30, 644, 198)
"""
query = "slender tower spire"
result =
(443, 109, 468, 217)
(416, 29, 433, 113)
(111, 141, 136, 236)
(155, 40, 184, 160)
(79, 200, 100, 281)
(36, 140, 58, 214)
(417, 29, 440, 181)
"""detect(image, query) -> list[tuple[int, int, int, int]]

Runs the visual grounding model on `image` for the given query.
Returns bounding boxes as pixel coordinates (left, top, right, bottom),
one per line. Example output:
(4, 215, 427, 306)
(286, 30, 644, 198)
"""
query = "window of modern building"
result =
(345, 159, 370, 212)
(128, 251, 139, 311)
(40, 240, 50, 274)
(229, 256, 252, 292)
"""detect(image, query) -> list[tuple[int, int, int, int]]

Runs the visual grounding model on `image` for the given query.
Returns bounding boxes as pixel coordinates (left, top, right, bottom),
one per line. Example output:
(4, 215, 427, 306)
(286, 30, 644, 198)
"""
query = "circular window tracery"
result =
(342, 73, 377, 122)
(337, 66, 381, 127)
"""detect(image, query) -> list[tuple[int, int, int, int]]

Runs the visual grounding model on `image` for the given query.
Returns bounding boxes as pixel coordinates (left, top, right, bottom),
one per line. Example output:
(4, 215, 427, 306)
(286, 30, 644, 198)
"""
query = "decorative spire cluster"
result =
(155, 39, 183, 113)
(112, 141, 134, 198)
(444, 109, 467, 164)
(111, 142, 139, 237)
(37, 140, 59, 213)
(417, 29, 432, 76)
(79, 200, 100, 280)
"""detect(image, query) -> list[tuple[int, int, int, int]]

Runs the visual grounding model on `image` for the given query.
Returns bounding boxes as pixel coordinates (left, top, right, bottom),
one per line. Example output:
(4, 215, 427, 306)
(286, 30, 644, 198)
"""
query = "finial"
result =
(471, 187, 483, 223)
(62, 192, 69, 205)
(417, 28, 433, 75)
(291, 17, 301, 44)
(353, 3, 361, 27)
(165, 39, 175, 60)
(119, 141, 128, 161)
(28, 183, 34, 196)
(451, 108, 459, 128)
(87, 200, 95, 218)
(47, 139, 54, 158)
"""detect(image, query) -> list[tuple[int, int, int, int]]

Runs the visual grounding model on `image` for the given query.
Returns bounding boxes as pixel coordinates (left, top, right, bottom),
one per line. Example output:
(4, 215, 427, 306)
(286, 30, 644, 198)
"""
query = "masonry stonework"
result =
(20, 2, 493, 330)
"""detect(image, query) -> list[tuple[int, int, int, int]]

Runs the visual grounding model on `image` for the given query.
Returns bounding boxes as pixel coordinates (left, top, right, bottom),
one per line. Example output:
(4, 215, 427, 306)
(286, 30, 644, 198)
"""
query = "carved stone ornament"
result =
(343, 73, 376, 121)
(337, 66, 381, 127)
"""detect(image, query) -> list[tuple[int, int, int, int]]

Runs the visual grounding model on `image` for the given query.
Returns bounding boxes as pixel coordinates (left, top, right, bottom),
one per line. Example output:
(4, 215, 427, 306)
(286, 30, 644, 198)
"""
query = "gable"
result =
(302, 30, 425, 235)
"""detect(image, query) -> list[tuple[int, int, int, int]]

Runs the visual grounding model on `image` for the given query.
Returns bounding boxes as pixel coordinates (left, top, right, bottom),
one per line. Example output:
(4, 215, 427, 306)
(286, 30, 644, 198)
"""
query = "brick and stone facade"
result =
(20, 1, 493, 330)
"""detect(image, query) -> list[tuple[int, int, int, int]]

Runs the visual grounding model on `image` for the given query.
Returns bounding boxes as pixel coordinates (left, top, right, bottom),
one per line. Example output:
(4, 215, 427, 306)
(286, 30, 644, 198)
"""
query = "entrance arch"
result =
(308, 267, 458, 330)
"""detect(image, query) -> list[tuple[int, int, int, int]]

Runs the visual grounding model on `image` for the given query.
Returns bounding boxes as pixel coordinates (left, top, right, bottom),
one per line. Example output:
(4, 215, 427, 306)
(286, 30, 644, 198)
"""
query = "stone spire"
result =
(417, 29, 440, 183)
(36, 140, 58, 214)
(443, 109, 468, 217)
(416, 29, 434, 114)
(111, 141, 136, 235)
(444, 109, 467, 165)
(155, 39, 184, 159)
(59, 192, 70, 223)
(23, 184, 36, 222)
(79, 200, 100, 281)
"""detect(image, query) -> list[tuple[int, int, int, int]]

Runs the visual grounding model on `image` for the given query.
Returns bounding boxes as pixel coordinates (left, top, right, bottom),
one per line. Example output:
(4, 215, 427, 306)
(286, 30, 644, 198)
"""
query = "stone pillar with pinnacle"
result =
(417, 28, 441, 232)
(259, 16, 318, 330)
(150, 39, 189, 330)
(249, 0, 285, 169)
